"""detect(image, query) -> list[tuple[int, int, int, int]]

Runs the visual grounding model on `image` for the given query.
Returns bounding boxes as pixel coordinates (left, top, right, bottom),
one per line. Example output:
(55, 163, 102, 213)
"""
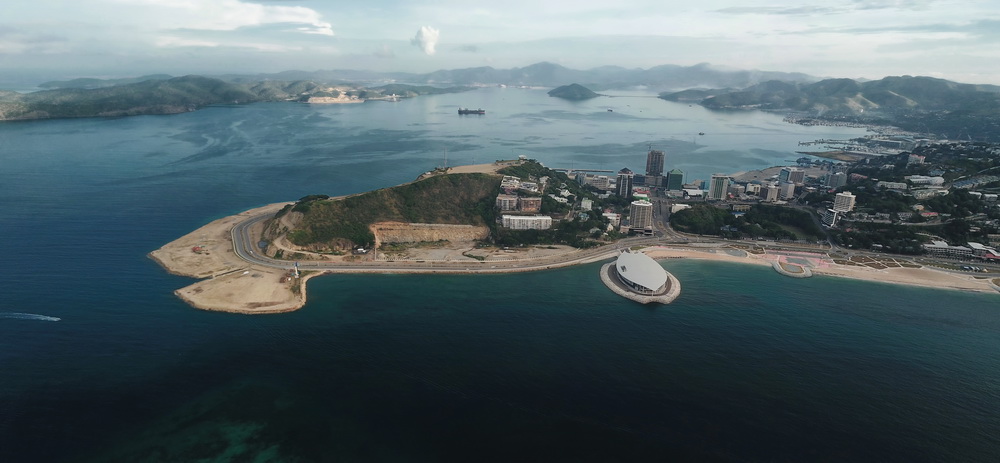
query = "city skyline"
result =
(2, 0, 1000, 85)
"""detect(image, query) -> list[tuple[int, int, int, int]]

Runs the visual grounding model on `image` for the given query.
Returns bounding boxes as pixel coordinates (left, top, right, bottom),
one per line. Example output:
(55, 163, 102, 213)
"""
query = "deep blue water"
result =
(1, 88, 999, 462)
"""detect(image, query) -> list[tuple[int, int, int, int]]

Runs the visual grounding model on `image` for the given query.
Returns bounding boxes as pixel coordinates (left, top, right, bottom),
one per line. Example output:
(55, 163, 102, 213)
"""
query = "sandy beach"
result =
(645, 246, 999, 293)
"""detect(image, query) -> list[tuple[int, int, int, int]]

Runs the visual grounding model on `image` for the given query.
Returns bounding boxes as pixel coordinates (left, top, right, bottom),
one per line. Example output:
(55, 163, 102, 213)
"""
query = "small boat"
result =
(607, 109, 613, 112)
(698, 132, 705, 135)
(458, 108, 485, 115)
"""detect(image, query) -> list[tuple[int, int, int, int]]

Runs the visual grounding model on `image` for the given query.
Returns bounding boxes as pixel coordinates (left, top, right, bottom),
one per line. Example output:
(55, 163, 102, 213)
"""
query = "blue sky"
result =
(2, 0, 999, 85)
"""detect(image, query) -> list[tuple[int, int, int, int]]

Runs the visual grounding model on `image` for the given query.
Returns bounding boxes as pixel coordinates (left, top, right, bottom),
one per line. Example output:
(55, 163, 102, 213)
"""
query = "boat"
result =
(458, 108, 485, 115)
(698, 132, 705, 135)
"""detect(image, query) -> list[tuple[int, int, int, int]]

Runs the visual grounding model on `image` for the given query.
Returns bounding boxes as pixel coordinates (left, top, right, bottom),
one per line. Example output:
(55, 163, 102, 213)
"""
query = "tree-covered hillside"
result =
(282, 173, 501, 247)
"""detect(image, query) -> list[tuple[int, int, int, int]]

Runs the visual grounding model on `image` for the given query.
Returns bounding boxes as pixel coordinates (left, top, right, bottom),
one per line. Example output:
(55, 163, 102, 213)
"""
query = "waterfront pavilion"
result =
(614, 251, 668, 295)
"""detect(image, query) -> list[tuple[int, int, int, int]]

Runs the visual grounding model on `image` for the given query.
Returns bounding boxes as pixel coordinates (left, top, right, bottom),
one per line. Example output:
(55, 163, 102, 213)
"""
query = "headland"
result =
(151, 163, 998, 314)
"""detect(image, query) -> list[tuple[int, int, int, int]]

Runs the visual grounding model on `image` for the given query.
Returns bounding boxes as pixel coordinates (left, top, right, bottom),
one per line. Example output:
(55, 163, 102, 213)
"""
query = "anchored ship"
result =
(458, 108, 485, 115)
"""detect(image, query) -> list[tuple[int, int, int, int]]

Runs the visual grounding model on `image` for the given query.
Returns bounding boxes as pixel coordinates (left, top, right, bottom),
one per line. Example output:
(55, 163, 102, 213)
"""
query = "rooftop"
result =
(615, 251, 668, 292)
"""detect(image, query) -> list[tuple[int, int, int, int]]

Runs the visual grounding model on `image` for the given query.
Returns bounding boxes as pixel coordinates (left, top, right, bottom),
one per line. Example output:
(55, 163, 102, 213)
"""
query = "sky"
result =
(2, 0, 1000, 86)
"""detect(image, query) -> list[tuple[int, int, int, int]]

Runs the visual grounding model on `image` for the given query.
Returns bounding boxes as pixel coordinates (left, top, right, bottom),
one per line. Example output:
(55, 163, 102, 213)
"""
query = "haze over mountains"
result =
(37, 62, 816, 92)
(5, 61, 1000, 140)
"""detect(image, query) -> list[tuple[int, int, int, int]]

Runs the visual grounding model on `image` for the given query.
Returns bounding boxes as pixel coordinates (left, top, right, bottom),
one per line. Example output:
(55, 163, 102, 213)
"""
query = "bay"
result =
(0, 88, 998, 462)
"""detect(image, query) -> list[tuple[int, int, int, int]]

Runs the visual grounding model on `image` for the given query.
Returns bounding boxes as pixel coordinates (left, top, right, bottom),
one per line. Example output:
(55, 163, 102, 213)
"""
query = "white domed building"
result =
(600, 250, 681, 304)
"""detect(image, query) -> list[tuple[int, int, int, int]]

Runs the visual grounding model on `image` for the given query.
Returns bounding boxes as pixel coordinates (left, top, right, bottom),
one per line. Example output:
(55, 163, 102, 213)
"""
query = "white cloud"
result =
(114, 0, 333, 36)
(411, 26, 440, 55)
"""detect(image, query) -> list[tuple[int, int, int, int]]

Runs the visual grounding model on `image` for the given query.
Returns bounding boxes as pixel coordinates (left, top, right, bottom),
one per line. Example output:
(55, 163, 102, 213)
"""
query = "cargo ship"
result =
(458, 108, 485, 115)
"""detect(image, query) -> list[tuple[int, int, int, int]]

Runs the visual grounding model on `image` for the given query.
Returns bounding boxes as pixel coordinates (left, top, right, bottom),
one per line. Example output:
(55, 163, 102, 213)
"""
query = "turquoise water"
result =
(1, 89, 998, 461)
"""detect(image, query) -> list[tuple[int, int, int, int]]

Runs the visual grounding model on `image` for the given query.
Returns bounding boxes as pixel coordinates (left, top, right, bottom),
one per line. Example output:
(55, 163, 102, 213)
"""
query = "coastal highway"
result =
(229, 211, 1000, 276)
(229, 211, 665, 274)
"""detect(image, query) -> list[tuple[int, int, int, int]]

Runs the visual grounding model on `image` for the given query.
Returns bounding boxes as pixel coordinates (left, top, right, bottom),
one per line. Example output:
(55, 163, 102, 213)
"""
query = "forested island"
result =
(547, 83, 599, 100)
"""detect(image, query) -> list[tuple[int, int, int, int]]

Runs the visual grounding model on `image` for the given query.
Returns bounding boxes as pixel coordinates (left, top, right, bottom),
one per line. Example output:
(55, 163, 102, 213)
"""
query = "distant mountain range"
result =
(9, 62, 1000, 140)
(659, 76, 1000, 140)
(36, 62, 818, 92)
(0, 76, 469, 121)
(662, 76, 1000, 113)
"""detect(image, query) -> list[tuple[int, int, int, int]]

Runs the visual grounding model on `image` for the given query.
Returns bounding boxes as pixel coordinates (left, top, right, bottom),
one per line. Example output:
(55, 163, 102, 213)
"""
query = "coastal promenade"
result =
(153, 203, 1000, 314)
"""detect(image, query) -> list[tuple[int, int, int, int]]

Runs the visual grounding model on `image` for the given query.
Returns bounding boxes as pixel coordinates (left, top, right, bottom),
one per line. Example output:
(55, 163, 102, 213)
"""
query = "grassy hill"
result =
(281, 173, 502, 247)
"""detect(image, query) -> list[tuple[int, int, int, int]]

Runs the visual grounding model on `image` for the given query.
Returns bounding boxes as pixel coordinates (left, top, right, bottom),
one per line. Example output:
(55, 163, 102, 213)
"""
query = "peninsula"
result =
(0, 76, 472, 121)
(151, 161, 998, 314)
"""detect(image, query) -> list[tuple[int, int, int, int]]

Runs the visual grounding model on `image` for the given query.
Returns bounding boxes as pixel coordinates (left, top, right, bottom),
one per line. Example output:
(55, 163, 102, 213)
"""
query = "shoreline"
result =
(151, 208, 998, 314)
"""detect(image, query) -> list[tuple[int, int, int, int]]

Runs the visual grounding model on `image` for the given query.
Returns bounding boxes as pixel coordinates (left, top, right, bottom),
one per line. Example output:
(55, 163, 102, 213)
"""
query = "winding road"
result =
(230, 209, 1000, 277)
(230, 211, 667, 274)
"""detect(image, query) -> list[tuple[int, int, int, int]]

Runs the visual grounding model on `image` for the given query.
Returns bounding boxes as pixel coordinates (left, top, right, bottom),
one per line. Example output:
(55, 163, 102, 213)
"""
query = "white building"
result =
(923, 240, 972, 258)
(629, 200, 654, 232)
(833, 192, 856, 212)
(502, 215, 552, 230)
(614, 251, 668, 294)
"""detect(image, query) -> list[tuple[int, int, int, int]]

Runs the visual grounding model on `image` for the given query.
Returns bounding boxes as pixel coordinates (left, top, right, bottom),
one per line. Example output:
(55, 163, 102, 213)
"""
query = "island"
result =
(547, 83, 599, 100)
(151, 158, 998, 314)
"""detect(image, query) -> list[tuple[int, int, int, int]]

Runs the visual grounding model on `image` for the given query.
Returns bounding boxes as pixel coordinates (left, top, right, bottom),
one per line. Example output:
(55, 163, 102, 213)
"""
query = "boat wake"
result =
(0, 312, 61, 322)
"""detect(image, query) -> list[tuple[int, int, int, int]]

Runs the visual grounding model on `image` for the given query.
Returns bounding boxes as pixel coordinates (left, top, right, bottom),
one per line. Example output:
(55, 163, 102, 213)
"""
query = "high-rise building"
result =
(665, 169, 684, 190)
(629, 199, 653, 231)
(779, 167, 805, 184)
(763, 183, 780, 202)
(833, 192, 856, 212)
(645, 150, 664, 177)
(707, 174, 730, 200)
(825, 172, 847, 189)
(779, 181, 796, 200)
(822, 208, 840, 227)
(617, 168, 634, 198)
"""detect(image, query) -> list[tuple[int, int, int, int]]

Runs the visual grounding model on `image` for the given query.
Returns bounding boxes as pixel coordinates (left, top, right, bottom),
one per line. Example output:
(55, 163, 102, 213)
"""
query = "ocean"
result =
(1, 88, 998, 462)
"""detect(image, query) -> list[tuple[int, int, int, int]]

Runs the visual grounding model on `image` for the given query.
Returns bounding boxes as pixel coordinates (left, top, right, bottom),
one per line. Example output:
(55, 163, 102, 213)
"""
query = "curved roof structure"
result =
(615, 251, 667, 292)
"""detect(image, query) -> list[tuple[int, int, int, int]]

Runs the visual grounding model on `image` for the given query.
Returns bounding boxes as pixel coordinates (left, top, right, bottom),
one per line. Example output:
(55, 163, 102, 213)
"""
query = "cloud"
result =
(115, 0, 334, 36)
(411, 26, 439, 55)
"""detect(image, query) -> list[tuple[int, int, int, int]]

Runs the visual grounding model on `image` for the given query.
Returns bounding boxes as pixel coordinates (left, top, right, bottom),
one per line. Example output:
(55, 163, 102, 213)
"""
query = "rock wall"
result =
(372, 222, 489, 244)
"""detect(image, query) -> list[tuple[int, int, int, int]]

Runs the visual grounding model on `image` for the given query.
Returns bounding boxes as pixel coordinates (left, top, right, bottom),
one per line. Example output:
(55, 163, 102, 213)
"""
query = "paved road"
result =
(231, 212, 666, 273)
(230, 211, 999, 276)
